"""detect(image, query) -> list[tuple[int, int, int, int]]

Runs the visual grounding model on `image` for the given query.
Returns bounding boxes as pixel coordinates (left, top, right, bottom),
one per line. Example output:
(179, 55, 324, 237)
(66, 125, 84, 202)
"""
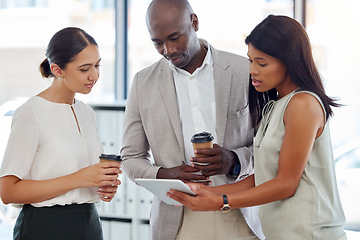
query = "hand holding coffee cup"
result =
(190, 132, 214, 179)
(191, 132, 214, 158)
(99, 154, 122, 175)
(98, 154, 122, 202)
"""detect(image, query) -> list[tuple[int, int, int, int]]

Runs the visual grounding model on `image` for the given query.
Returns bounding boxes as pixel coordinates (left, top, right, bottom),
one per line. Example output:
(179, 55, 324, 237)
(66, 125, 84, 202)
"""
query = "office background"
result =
(0, 0, 359, 239)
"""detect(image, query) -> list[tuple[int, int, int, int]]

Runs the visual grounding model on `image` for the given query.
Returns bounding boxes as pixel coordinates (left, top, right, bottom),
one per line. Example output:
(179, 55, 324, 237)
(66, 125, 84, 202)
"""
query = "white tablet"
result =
(135, 178, 196, 205)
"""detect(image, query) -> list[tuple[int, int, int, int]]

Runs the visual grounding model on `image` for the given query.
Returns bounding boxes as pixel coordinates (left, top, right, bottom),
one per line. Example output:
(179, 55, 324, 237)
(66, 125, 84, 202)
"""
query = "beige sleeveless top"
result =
(254, 90, 346, 239)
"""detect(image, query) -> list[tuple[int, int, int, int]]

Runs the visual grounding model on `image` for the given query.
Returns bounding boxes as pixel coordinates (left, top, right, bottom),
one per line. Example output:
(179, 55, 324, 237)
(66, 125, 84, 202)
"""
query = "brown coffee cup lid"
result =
(191, 132, 214, 143)
(99, 154, 122, 161)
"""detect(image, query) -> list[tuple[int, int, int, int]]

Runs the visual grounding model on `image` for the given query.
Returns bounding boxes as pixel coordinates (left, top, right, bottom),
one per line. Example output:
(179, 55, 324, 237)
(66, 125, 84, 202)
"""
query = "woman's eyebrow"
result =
(78, 58, 101, 68)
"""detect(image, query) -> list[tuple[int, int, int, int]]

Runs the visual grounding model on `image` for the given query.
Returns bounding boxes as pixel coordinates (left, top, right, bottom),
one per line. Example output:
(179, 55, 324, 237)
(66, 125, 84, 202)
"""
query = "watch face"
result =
(221, 206, 231, 212)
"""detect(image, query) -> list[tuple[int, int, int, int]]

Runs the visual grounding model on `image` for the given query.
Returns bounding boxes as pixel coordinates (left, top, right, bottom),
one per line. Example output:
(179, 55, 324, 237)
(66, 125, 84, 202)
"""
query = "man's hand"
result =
(190, 144, 237, 176)
(157, 164, 210, 183)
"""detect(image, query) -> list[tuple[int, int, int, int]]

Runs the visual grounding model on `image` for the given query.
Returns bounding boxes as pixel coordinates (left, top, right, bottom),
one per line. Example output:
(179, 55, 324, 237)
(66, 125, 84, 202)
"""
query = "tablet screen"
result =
(135, 178, 196, 205)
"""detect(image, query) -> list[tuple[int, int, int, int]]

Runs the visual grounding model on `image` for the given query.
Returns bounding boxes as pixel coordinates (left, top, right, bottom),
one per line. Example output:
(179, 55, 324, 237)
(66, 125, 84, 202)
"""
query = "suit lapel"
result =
(157, 60, 185, 155)
(212, 48, 231, 146)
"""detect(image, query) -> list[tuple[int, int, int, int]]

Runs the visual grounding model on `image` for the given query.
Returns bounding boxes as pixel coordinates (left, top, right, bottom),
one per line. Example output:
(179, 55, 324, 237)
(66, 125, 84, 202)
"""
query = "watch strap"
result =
(232, 163, 241, 177)
(222, 194, 228, 204)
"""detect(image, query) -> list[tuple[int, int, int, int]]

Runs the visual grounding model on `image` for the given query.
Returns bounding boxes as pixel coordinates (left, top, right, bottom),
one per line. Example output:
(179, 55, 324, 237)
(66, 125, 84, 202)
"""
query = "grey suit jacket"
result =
(121, 41, 264, 240)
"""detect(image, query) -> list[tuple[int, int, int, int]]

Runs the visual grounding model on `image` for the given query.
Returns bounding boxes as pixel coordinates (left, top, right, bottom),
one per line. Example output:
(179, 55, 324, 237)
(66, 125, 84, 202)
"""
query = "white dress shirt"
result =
(170, 42, 216, 165)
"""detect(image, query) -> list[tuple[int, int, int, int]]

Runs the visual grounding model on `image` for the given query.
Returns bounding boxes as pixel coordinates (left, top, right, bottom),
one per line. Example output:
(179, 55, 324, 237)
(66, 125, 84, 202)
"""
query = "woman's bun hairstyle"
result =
(39, 58, 54, 78)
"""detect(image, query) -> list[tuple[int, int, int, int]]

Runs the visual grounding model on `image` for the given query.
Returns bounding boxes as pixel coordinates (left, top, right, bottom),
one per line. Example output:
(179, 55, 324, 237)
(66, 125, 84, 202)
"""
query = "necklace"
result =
(201, 44, 208, 54)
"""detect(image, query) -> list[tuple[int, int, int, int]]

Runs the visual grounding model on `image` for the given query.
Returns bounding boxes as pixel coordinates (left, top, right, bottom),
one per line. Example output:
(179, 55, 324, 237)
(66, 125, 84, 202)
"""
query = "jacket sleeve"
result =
(120, 73, 161, 182)
(232, 145, 255, 181)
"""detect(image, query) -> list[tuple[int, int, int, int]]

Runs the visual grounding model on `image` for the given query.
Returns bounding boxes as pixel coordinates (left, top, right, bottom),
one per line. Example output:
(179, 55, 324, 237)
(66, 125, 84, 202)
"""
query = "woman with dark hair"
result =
(0, 27, 121, 240)
(167, 15, 346, 239)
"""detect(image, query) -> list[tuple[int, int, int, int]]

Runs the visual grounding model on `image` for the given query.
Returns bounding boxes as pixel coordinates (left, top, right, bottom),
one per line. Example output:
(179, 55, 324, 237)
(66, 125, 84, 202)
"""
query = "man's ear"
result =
(191, 13, 199, 32)
(50, 63, 63, 78)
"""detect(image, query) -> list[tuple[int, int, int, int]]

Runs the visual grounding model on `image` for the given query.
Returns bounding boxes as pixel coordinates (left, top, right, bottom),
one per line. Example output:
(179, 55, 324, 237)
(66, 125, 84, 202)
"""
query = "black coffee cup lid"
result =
(99, 154, 122, 161)
(191, 132, 214, 143)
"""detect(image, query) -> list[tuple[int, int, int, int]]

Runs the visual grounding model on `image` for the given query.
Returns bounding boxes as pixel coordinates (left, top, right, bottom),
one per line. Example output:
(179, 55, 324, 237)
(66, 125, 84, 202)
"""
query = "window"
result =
(127, 0, 293, 93)
(305, 0, 360, 147)
(0, 0, 116, 105)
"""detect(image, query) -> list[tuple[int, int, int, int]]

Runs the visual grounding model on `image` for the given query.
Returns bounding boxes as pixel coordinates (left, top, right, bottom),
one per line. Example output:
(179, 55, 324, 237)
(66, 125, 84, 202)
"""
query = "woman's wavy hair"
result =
(245, 15, 340, 127)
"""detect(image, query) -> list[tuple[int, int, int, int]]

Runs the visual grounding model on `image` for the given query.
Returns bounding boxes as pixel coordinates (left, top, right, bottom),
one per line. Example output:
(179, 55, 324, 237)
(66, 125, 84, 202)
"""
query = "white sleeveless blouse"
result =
(254, 90, 346, 239)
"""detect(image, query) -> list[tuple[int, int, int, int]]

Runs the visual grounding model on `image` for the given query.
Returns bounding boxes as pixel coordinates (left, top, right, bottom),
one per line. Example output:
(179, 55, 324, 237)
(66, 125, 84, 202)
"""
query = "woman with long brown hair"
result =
(168, 15, 346, 240)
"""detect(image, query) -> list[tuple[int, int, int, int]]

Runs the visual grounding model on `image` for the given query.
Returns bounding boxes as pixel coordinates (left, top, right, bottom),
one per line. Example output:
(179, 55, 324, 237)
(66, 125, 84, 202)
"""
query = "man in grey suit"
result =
(121, 0, 264, 239)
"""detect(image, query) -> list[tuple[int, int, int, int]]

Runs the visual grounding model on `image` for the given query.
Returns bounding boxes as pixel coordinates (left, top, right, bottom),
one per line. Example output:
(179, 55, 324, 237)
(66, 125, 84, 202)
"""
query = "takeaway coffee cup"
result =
(99, 154, 122, 163)
(191, 132, 214, 158)
(99, 154, 122, 175)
